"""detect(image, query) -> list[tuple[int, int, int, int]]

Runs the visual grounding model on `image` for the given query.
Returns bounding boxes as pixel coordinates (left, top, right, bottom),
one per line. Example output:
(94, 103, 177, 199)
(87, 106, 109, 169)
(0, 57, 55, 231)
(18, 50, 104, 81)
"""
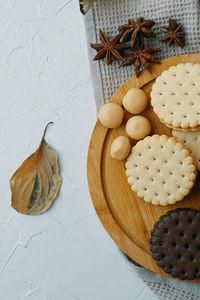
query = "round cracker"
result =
(150, 208, 200, 280)
(151, 63, 200, 131)
(125, 134, 196, 206)
(172, 129, 200, 170)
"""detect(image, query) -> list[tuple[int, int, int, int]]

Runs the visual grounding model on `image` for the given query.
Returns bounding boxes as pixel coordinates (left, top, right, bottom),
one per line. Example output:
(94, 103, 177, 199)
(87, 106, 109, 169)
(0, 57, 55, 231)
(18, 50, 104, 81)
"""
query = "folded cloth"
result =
(84, 0, 200, 298)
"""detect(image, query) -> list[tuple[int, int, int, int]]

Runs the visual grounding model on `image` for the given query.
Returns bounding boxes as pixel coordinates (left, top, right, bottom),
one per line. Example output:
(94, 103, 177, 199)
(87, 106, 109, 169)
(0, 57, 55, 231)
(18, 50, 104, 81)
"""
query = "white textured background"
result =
(0, 1, 156, 299)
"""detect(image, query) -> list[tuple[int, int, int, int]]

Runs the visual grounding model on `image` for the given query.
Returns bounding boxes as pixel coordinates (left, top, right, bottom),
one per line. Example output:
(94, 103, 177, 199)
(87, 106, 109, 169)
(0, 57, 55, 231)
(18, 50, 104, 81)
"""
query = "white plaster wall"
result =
(0, 1, 157, 299)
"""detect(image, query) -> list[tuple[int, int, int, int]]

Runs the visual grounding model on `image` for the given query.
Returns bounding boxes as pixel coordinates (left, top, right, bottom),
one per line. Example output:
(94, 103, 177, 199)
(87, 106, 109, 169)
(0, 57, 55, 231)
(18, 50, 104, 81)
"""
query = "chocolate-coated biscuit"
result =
(150, 208, 200, 280)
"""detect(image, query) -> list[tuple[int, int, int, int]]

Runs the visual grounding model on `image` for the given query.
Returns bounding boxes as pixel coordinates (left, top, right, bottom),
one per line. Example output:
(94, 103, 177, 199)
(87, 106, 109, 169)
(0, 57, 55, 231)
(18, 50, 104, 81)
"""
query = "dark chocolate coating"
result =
(150, 208, 200, 280)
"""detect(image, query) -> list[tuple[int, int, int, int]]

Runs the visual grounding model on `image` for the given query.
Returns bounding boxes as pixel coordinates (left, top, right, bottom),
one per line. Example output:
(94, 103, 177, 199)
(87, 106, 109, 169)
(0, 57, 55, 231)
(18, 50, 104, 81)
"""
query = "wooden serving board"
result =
(87, 53, 200, 281)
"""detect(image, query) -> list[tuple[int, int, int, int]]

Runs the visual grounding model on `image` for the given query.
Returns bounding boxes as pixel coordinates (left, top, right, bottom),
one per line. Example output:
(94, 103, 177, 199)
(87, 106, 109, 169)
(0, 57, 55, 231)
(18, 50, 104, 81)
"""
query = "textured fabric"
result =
(84, 0, 200, 298)
(85, 0, 200, 111)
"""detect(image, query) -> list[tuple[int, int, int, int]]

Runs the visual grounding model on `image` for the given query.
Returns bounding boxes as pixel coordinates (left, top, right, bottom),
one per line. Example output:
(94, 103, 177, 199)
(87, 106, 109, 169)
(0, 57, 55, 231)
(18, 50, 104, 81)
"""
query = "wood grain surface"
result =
(87, 53, 200, 281)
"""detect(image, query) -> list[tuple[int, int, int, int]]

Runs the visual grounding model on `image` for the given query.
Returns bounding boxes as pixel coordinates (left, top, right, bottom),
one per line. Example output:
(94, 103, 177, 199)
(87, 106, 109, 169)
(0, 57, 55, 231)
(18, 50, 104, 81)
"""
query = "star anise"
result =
(90, 30, 129, 66)
(118, 18, 156, 48)
(120, 48, 161, 77)
(160, 19, 185, 48)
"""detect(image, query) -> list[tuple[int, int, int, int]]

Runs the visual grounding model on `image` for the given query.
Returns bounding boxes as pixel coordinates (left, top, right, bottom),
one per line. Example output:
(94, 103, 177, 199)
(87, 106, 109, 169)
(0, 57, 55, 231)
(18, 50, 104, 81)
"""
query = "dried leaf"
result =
(10, 123, 62, 215)
(79, 0, 96, 15)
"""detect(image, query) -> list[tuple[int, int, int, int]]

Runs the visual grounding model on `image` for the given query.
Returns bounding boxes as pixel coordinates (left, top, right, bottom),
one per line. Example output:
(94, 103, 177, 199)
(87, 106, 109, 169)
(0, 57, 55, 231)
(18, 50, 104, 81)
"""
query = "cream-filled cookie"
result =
(151, 63, 200, 131)
(172, 129, 200, 170)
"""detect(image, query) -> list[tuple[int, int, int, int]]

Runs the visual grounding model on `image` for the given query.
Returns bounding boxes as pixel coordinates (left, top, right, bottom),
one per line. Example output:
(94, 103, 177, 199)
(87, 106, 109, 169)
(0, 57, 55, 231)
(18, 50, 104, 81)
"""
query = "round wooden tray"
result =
(87, 53, 200, 281)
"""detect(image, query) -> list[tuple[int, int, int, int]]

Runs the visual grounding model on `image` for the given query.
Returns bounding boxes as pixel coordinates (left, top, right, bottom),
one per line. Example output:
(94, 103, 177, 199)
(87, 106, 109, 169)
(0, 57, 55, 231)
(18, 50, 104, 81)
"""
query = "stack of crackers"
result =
(126, 63, 200, 206)
(125, 63, 200, 280)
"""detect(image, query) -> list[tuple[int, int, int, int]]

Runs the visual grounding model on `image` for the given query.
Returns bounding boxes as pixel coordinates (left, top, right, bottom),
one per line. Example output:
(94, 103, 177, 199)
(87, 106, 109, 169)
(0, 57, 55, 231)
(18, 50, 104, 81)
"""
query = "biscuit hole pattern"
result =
(170, 172, 173, 175)
(184, 243, 189, 249)
(188, 218, 192, 223)
(162, 104, 166, 107)
(169, 264, 173, 269)
(171, 92, 175, 95)
(190, 102, 194, 105)
(161, 145, 164, 149)
(160, 241, 164, 246)
(163, 82, 167, 85)
(195, 268, 199, 273)
(159, 92, 163, 96)
(192, 82, 196, 86)
(157, 169, 161, 173)
(182, 270, 186, 275)
(155, 193, 158, 197)
(197, 246, 200, 251)
(190, 256, 194, 261)
(161, 254, 165, 259)
(175, 220, 179, 225)
(180, 232, 184, 237)
(183, 115, 187, 118)
(177, 254, 182, 259)
(185, 92, 189, 96)
(192, 233, 197, 239)
(179, 82, 183, 86)
(177, 102, 181, 105)
(170, 112, 174, 115)
(172, 242, 176, 247)
(164, 228, 168, 233)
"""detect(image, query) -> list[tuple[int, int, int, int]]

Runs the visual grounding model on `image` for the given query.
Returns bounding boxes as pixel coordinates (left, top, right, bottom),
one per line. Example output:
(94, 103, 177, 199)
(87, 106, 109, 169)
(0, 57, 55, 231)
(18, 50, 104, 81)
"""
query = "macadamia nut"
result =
(123, 88, 147, 114)
(110, 136, 131, 160)
(126, 116, 151, 140)
(99, 103, 124, 128)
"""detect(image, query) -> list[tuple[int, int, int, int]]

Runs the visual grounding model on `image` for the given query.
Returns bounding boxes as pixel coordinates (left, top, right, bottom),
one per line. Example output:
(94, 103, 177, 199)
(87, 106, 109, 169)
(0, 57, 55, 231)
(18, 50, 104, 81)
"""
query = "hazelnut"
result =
(126, 116, 151, 140)
(123, 88, 147, 114)
(110, 136, 131, 160)
(99, 103, 124, 128)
